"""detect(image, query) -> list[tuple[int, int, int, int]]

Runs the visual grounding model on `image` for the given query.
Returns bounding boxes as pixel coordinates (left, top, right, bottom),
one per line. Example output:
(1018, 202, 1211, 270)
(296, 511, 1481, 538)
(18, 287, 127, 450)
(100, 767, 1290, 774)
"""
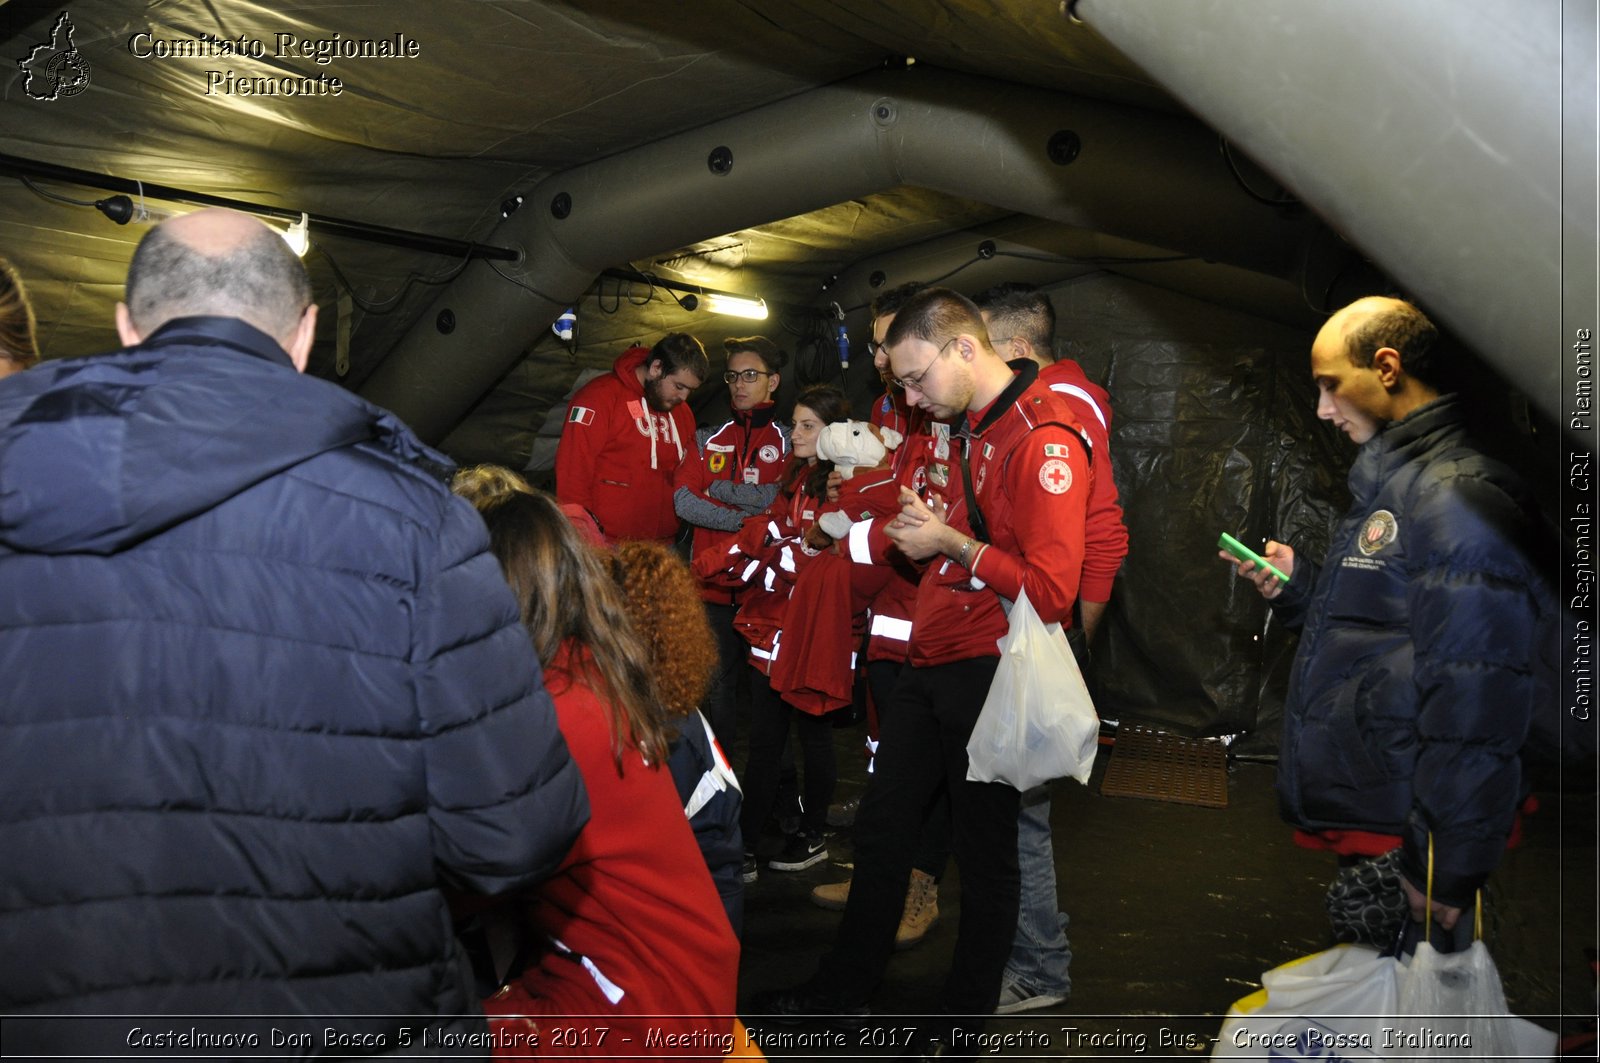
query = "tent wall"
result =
(1039, 274, 1343, 741)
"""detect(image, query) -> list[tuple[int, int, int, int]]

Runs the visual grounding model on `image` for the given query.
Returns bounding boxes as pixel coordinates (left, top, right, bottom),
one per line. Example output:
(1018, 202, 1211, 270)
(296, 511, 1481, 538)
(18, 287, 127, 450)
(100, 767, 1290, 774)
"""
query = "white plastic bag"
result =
(965, 587, 1098, 790)
(1214, 945, 1398, 1060)
(1387, 941, 1557, 1061)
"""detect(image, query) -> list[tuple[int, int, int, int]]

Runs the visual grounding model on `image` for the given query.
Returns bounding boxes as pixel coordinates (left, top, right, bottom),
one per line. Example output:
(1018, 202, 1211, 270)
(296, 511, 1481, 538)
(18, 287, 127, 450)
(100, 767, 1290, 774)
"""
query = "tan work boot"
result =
(894, 869, 939, 949)
(810, 877, 850, 910)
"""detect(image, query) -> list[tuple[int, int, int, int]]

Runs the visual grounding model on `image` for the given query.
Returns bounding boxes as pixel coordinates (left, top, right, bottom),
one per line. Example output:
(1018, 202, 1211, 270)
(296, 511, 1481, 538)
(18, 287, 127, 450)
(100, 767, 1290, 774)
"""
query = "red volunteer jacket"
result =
(674, 404, 788, 604)
(853, 362, 1090, 667)
(556, 346, 696, 544)
(483, 644, 738, 1056)
(857, 390, 934, 663)
(1039, 359, 1127, 604)
(695, 467, 898, 710)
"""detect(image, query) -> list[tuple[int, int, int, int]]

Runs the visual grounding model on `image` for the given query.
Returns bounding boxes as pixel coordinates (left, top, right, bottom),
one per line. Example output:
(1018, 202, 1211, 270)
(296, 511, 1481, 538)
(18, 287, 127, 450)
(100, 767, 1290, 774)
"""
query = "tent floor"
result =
(733, 722, 1596, 1057)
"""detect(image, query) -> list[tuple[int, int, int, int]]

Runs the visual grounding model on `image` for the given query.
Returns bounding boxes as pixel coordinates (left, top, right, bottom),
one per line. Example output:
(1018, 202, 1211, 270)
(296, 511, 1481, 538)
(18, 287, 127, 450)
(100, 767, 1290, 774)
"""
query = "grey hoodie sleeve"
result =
(707, 479, 781, 513)
(675, 486, 745, 532)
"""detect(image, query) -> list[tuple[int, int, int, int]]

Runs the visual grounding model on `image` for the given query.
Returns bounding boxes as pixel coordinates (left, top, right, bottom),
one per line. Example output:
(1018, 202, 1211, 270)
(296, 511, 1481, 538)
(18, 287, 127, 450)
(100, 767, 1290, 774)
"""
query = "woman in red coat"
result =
(696, 386, 897, 879)
(453, 468, 739, 1058)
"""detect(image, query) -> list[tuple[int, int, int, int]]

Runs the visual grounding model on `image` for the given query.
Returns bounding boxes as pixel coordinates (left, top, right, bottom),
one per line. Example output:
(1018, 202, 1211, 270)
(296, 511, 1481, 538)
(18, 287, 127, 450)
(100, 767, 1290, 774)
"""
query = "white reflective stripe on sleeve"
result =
(869, 614, 913, 642)
(740, 558, 762, 582)
(848, 519, 875, 564)
(684, 771, 724, 821)
(1049, 382, 1108, 431)
(779, 545, 797, 573)
(750, 645, 774, 660)
(681, 711, 741, 816)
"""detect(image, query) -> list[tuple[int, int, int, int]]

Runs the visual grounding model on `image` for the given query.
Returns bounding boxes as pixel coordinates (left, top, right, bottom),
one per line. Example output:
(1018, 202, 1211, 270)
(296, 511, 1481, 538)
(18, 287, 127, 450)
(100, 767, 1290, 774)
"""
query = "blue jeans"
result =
(1002, 783, 1072, 996)
(702, 601, 747, 745)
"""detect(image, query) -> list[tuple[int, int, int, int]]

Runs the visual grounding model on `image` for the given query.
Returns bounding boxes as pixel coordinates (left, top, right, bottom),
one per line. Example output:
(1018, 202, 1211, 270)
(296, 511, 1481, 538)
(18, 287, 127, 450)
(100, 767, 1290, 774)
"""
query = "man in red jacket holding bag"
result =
(974, 281, 1128, 1013)
(754, 288, 1091, 1056)
(556, 333, 708, 545)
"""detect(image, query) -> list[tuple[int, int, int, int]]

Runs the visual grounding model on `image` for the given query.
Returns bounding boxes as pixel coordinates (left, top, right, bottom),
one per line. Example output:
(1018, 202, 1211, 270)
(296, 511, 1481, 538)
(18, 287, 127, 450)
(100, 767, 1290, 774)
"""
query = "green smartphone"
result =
(1218, 532, 1290, 583)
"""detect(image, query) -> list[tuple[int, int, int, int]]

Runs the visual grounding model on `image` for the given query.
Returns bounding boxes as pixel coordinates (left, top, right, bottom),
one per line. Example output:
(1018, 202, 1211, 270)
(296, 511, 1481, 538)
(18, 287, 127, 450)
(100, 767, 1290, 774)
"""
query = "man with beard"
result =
(557, 333, 709, 544)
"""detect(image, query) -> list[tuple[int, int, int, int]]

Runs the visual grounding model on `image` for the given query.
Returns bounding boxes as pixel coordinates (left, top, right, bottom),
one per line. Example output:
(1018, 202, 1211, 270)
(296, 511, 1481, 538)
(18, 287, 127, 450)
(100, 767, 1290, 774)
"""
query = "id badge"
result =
(742, 466, 760, 485)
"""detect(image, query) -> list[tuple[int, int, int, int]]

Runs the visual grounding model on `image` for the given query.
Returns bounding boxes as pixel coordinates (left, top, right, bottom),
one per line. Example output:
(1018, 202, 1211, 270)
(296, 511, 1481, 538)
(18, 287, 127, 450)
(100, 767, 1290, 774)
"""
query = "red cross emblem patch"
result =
(1039, 459, 1072, 494)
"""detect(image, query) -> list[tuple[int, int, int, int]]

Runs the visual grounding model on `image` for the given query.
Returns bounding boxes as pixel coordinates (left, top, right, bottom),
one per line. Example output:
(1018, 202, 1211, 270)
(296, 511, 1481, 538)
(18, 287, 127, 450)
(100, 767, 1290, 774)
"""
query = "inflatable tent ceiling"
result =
(3, 1, 1584, 444)
(2, 0, 1590, 735)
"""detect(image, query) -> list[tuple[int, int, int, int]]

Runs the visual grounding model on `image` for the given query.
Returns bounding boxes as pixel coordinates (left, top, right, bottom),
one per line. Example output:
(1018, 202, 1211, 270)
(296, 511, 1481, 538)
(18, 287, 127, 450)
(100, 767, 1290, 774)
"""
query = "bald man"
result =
(0, 210, 587, 1049)
(1224, 296, 1555, 952)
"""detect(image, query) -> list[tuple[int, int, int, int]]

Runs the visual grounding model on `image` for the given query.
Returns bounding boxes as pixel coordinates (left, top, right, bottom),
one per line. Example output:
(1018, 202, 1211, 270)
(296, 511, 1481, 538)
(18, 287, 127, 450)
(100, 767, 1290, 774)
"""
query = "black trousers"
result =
(740, 668, 835, 842)
(813, 657, 1018, 1016)
(866, 659, 951, 879)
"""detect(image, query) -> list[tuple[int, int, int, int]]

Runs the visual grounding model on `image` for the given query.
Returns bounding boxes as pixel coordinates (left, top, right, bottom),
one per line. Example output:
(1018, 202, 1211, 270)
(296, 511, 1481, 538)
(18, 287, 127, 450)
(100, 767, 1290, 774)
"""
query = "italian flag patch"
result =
(568, 406, 595, 425)
(1043, 442, 1070, 458)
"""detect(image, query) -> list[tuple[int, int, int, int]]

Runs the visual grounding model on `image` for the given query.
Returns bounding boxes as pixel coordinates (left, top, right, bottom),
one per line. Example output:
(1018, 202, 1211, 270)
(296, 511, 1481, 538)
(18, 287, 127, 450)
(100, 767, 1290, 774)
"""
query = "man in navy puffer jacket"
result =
(0, 210, 589, 1054)
(1226, 296, 1556, 948)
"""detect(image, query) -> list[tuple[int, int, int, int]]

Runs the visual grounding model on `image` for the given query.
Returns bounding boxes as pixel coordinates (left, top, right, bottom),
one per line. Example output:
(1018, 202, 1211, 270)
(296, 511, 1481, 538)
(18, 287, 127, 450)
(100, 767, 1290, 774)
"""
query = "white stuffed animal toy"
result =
(813, 420, 903, 541)
(815, 420, 903, 478)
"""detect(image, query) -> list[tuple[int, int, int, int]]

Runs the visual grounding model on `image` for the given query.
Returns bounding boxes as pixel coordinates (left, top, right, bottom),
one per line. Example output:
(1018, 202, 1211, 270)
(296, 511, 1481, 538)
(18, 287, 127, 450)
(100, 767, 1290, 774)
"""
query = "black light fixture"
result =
(94, 194, 136, 224)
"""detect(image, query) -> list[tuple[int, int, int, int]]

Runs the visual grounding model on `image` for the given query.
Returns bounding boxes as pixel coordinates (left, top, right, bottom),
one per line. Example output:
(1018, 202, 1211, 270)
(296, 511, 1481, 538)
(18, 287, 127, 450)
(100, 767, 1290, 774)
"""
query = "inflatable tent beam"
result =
(358, 64, 1313, 442)
(1076, 0, 1572, 422)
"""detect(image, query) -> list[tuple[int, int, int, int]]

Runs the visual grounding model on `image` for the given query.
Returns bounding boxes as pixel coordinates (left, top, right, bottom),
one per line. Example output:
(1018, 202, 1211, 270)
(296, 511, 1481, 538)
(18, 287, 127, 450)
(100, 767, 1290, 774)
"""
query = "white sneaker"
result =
(994, 980, 1067, 1015)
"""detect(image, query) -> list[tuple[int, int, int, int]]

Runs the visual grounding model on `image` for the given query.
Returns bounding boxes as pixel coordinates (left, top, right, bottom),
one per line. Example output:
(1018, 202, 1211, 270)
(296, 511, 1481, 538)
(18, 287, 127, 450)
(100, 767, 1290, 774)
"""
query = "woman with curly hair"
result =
(611, 541, 745, 932)
(451, 467, 738, 1056)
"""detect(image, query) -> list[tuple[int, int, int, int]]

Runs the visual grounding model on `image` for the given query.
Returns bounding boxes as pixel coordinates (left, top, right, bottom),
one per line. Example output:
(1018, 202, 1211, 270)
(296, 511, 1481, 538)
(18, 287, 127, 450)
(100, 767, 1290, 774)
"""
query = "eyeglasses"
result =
(866, 340, 886, 359)
(723, 368, 773, 384)
(890, 337, 958, 392)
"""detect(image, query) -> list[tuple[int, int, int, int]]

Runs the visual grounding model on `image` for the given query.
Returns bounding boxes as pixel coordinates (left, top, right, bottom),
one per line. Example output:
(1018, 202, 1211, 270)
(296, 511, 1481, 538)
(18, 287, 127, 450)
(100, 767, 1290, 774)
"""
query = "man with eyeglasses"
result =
(972, 280, 1128, 1015)
(755, 288, 1091, 1054)
(674, 335, 790, 744)
(556, 332, 708, 544)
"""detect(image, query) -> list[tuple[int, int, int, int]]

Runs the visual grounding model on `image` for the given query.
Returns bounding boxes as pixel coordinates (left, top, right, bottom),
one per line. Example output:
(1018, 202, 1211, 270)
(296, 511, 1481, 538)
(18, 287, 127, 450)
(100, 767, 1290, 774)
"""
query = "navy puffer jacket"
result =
(1273, 396, 1556, 908)
(0, 318, 588, 1053)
